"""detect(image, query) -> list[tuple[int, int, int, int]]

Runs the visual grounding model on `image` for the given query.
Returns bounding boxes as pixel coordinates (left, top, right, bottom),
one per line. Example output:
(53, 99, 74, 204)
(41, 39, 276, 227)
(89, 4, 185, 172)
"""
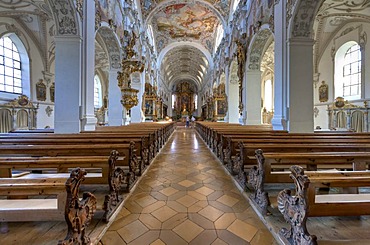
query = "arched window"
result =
(335, 42, 362, 100)
(0, 36, 22, 94)
(264, 79, 273, 111)
(194, 94, 198, 110)
(94, 75, 102, 108)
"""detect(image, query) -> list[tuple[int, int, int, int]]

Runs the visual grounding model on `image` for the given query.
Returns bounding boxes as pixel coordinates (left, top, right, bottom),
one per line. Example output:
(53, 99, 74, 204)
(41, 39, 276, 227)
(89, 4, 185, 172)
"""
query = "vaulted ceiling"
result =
(161, 45, 209, 90)
(142, 0, 230, 91)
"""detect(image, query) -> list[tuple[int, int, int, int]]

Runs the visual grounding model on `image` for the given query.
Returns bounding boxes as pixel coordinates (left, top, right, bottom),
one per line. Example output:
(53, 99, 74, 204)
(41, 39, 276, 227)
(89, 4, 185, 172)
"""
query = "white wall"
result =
(314, 22, 370, 129)
(0, 17, 55, 130)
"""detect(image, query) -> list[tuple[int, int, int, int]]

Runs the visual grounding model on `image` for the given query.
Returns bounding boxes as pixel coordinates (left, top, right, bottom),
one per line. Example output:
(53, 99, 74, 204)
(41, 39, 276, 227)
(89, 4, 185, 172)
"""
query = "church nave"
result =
(100, 127, 275, 245)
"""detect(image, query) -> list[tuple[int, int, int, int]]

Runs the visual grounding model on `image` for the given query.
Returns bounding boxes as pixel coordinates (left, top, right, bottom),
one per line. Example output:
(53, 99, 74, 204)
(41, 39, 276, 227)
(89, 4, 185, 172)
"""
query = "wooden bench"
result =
(0, 133, 153, 166)
(277, 165, 370, 245)
(0, 151, 130, 225)
(0, 177, 66, 222)
(229, 142, 370, 188)
(247, 149, 370, 214)
(0, 142, 142, 175)
(0, 155, 123, 185)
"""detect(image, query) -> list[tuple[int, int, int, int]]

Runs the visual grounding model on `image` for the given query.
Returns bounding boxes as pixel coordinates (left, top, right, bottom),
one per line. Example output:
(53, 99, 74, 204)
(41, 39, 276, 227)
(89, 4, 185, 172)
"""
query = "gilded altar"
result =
(327, 97, 370, 132)
(173, 81, 196, 119)
(213, 83, 227, 121)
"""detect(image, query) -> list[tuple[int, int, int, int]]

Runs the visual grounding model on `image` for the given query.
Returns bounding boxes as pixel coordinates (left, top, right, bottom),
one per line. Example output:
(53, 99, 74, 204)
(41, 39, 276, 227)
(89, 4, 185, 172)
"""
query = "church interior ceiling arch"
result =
(313, 0, 370, 72)
(145, 0, 229, 92)
(161, 45, 209, 91)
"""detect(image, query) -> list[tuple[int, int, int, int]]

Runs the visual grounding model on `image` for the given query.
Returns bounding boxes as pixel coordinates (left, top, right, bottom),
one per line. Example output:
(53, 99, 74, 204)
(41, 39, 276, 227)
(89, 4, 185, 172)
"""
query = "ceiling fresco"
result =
(152, 3, 220, 53)
(141, 0, 230, 20)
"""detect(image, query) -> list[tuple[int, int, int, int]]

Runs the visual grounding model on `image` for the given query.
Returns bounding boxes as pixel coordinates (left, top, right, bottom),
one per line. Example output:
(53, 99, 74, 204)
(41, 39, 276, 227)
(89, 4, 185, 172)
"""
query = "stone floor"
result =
(100, 127, 277, 245)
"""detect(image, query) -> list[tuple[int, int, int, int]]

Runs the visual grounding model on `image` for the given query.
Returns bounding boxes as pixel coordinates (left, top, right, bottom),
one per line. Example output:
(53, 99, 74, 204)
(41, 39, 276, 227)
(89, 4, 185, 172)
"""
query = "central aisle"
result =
(101, 128, 276, 245)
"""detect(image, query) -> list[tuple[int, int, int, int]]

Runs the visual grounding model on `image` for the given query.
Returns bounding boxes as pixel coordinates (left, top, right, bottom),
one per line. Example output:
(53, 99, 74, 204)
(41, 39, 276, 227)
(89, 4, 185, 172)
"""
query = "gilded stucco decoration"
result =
(48, 0, 79, 35)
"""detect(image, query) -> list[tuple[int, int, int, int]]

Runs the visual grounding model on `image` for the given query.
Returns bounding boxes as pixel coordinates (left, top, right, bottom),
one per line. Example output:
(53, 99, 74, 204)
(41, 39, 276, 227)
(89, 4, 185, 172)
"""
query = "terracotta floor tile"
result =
(211, 238, 228, 245)
(189, 230, 218, 245)
(215, 213, 237, 230)
(128, 231, 160, 245)
(117, 220, 149, 243)
(188, 200, 209, 213)
(227, 219, 258, 242)
(217, 194, 240, 207)
(136, 195, 158, 208)
(151, 206, 177, 222)
(187, 190, 207, 201)
(100, 231, 126, 244)
(173, 219, 204, 242)
(139, 214, 162, 229)
(199, 206, 224, 222)
(159, 230, 187, 245)
(195, 186, 215, 196)
(178, 179, 196, 187)
(150, 239, 166, 245)
(176, 194, 199, 207)
(161, 213, 188, 230)
(159, 187, 179, 196)
(141, 200, 166, 213)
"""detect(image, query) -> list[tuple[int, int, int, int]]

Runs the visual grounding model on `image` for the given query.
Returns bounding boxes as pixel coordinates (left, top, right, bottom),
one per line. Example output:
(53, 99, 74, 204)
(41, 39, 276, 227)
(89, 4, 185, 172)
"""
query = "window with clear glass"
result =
(335, 42, 362, 100)
(94, 75, 102, 108)
(342, 44, 361, 97)
(0, 36, 22, 94)
(264, 79, 273, 111)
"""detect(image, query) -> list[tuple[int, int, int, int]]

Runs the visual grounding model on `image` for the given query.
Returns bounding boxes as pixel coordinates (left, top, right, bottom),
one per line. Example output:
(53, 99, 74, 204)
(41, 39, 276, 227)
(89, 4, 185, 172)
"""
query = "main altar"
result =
(172, 81, 196, 120)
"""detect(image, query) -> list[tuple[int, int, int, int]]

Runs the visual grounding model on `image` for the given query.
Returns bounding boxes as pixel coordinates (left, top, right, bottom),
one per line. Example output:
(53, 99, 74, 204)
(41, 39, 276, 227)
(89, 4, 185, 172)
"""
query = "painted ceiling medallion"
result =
(152, 3, 220, 53)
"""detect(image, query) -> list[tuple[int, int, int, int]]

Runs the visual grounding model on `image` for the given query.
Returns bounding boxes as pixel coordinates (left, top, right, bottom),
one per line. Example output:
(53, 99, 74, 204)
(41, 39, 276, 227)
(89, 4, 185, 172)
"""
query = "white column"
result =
(54, 36, 82, 133)
(131, 72, 144, 123)
(288, 38, 315, 132)
(245, 70, 262, 125)
(271, 0, 288, 130)
(168, 92, 173, 117)
(227, 66, 240, 123)
(108, 69, 123, 126)
(241, 74, 247, 124)
(81, 0, 97, 131)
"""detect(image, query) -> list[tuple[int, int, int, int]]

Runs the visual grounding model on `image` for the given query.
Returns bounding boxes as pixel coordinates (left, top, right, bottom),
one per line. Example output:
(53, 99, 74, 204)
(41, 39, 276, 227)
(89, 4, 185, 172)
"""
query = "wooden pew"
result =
(0, 135, 151, 167)
(277, 165, 370, 245)
(247, 149, 370, 215)
(0, 177, 66, 222)
(0, 133, 153, 166)
(229, 142, 370, 186)
(0, 151, 130, 225)
(0, 143, 141, 182)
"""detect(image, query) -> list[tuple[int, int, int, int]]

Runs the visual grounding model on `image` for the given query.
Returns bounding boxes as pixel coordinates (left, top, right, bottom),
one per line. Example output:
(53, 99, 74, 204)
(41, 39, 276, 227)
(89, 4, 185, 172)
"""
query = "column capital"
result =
(288, 37, 315, 46)
(54, 35, 82, 43)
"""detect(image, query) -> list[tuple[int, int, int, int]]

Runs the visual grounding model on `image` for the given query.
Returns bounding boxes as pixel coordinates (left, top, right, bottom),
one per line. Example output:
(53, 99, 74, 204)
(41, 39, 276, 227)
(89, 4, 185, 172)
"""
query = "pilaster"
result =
(108, 69, 123, 126)
(288, 38, 315, 132)
(271, 0, 288, 130)
(245, 70, 262, 125)
(81, 0, 97, 131)
(54, 35, 82, 133)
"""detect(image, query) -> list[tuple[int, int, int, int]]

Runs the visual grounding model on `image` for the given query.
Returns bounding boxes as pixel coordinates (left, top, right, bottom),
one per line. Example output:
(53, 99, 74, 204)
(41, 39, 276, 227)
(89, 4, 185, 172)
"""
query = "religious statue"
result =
(235, 40, 246, 82)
